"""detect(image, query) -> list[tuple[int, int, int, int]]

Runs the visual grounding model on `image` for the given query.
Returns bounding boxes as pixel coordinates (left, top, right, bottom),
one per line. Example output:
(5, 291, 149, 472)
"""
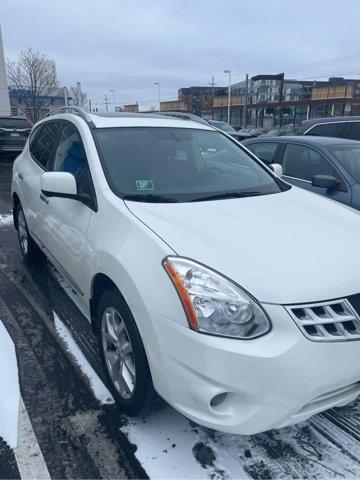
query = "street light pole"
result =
(109, 89, 116, 111)
(154, 82, 161, 112)
(224, 70, 231, 124)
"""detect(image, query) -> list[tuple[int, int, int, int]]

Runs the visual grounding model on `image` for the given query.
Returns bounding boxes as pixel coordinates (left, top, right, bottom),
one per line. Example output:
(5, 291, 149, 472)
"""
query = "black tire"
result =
(96, 288, 160, 416)
(15, 204, 44, 264)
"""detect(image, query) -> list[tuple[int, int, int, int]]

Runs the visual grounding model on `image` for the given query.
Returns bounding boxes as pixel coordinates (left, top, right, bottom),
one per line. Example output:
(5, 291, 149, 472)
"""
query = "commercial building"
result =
(178, 86, 226, 117)
(123, 103, 139, 112)
(213, 74, 360, 129)
(160, 100, 187, 112)
(9, 86, 66, 119)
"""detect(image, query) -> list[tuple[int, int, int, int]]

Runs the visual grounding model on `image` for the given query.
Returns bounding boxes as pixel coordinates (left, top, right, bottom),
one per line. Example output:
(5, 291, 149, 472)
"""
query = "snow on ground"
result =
(53, 312, 114, 405)
(123, 408, 247, 479)
(0, 213, 13, 228)
(0, 318, 20, 448)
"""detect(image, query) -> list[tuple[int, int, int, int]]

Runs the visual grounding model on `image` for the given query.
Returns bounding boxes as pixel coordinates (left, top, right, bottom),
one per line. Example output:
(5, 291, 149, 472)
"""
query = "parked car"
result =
(243, 135, 360, 209)
(207, 120, 252, 141)
(297, 115, 360, 141)
(261, 125, 293, 136)
(0, 116, 32, 157)
(12, 107, 360, 435)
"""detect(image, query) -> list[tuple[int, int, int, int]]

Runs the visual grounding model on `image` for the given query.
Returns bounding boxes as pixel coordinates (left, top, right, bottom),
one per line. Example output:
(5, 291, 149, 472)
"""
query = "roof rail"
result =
(46, 106, 94, 124)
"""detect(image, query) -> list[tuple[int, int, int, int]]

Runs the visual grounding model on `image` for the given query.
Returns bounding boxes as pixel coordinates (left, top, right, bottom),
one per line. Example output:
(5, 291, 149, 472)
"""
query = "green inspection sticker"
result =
(136, 180, 154, 191)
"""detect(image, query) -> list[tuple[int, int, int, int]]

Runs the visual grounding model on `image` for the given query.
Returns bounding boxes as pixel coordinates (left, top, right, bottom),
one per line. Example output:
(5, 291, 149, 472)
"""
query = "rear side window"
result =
(31, 122, 58, 169)
(342, 122, 360, 141)
(282, 143, 339, 181)
(306, 122, 345, 138)
(246, 142, 278, 164)
(29, 125, 42, 154)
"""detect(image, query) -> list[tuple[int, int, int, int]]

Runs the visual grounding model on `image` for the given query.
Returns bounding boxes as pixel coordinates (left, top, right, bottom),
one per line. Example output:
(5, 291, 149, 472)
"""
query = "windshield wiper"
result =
(123, 194, 179, 203)
(189, 191, 264, 202)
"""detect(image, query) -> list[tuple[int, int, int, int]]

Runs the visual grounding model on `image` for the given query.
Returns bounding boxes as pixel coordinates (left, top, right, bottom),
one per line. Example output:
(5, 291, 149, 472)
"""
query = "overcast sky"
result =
(1, 0, 360, 110)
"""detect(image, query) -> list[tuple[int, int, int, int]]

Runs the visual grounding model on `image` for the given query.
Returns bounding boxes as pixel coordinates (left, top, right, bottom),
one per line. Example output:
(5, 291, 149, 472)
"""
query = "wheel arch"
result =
(12, 192, 20, 230)
(90, 273, 125, 330)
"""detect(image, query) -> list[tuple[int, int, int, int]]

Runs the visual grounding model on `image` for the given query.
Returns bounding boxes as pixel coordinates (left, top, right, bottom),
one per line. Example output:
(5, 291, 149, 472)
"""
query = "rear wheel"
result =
(96, 289, 160, 415)
(16, 205, 43, 264)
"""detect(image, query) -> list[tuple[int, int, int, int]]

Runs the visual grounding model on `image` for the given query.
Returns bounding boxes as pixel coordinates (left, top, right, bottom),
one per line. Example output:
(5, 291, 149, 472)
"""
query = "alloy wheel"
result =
(101, 307, 136, 399)
(18, 210, 28, 256)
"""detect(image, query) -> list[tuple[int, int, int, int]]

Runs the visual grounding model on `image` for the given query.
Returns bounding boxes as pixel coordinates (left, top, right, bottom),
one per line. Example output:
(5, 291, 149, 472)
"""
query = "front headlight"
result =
(163, 256, 270, 339)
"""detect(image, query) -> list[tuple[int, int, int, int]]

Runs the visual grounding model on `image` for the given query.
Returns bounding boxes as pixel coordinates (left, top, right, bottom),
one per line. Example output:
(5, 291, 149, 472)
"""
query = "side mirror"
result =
(41, 172, 77, 199)
(269, 163, 283, 177)
(311, 174, 340, 190)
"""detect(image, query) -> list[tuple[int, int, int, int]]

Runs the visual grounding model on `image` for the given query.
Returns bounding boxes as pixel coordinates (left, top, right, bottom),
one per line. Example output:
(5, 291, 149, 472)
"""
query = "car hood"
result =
(125, 187, 360, 304)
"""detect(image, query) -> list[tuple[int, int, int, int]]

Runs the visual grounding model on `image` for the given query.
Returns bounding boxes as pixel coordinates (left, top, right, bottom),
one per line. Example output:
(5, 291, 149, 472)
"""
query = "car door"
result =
(280, 142, 351, 205)
(18, 121, 60, 244)
(40, 120, 96, 297)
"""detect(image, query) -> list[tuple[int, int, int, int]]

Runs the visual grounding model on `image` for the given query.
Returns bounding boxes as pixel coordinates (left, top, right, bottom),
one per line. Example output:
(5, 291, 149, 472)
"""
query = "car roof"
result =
(45, 110, 215, 131)
(242, 135, 360, 147)
(300, 116, 360, 128)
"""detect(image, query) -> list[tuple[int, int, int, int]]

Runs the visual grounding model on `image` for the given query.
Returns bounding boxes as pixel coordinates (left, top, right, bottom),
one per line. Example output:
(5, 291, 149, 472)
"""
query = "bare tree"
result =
(6, 48, 59, 123)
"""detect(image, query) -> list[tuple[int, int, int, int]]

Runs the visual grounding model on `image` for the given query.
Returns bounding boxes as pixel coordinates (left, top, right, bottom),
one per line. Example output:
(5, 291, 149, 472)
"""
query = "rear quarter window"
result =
(306, 122, 346, 138)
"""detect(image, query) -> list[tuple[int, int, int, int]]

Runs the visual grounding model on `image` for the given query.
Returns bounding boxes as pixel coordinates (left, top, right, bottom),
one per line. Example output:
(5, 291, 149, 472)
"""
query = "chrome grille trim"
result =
(286, 298, 360, 342)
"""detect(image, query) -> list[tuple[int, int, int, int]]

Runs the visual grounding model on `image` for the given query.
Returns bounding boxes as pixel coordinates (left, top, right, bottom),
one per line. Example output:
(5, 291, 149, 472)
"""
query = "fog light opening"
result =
(210, 392, 228, 408)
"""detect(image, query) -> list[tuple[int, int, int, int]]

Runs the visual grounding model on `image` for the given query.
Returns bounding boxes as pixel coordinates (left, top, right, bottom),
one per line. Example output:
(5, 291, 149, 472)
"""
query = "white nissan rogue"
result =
(11, 107, 360, 435)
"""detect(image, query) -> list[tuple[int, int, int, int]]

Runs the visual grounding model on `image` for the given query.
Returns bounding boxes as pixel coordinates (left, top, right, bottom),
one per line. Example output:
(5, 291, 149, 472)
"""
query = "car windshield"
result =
(94, 127, 286, 203)
(211, 121, 236, 132)
(0, 118, 30, 129)
(330, 145, 360, 182)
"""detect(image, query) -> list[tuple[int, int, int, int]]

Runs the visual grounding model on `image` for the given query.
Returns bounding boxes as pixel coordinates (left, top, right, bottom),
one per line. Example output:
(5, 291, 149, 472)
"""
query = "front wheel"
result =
(96, 289, 160, 416)
(16, 205, 43, 264)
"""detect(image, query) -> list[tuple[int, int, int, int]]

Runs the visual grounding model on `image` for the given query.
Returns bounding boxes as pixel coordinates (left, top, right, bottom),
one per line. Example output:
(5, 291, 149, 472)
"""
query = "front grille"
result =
(286, 298, 360, 341)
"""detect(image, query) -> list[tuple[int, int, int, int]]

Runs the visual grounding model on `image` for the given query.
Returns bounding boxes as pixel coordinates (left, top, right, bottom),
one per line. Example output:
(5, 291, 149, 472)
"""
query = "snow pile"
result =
(0, 319, 20, 448)
(53, 312, 114, 405)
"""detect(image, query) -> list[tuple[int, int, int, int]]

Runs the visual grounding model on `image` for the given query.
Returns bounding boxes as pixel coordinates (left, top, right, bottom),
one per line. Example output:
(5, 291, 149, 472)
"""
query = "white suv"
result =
(11, 107, 360, 435)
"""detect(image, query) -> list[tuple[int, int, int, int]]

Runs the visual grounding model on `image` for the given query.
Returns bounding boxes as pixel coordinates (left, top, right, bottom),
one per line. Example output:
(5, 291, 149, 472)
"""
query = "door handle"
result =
(40, 193, 49, 204)
(18, 172, 24, 180)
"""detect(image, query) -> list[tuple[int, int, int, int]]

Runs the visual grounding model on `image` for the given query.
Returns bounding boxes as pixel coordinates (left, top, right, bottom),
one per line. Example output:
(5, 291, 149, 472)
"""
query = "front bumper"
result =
(132, 303, 360, 435)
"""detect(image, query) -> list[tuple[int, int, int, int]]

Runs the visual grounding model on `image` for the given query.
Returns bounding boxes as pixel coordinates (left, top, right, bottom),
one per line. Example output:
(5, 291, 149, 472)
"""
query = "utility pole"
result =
(154, 82, 161, 112)
(103, 94, 110, 112)
(209, 76, 217, 119)
(224, 70, 231, 124)
(109, 89, 116, 111)
(244, 74, 249, 128)
(64, 87, 69, 107)
(88, 99, 92, 112)
(76, 82, 82, 107)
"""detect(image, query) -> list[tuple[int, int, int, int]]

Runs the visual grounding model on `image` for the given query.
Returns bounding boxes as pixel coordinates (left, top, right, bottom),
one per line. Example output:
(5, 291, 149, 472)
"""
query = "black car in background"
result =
(0, 116, 32, 157)
(297, 116, 360, 141)
(243, 135, 360, 210)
